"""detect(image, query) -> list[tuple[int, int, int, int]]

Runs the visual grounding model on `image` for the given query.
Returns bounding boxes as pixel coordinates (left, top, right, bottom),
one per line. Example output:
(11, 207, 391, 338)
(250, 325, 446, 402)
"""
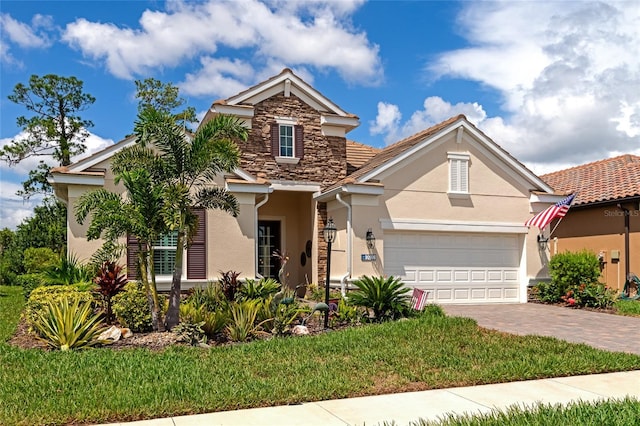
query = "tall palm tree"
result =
(133, 109, 247, 329)
(75, 156, 166, 331)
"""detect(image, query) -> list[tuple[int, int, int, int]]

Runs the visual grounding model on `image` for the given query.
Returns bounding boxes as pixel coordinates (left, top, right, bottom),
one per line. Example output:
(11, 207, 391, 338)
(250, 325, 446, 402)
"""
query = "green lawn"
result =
(413, 398, 640, 426)
(2, 284, 640, 426)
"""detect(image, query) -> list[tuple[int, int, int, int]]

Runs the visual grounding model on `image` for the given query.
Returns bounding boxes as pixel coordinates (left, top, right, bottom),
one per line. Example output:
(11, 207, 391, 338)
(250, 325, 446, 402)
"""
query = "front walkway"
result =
(442, 303, 640, 355)
(101, 371, 640, 425)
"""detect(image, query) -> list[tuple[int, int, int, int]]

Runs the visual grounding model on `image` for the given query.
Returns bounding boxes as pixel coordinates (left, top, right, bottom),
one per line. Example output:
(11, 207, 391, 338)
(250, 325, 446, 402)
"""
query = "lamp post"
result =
(322, 217, 337, 329)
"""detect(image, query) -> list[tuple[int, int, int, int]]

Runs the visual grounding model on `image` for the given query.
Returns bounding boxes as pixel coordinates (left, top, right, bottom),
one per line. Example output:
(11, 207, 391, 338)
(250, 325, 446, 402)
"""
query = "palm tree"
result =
(75, 161, 166, 331)
(133, 109, 248, 330)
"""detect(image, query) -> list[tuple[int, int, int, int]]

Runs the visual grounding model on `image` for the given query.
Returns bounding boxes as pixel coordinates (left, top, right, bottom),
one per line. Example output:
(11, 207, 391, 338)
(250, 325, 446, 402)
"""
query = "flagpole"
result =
(548, 191, 578, 238)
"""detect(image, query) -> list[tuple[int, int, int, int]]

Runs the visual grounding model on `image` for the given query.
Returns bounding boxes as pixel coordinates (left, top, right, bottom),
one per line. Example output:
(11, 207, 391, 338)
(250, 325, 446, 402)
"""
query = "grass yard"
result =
(2, 284, 640, 425)
(413, 398, 640, 426)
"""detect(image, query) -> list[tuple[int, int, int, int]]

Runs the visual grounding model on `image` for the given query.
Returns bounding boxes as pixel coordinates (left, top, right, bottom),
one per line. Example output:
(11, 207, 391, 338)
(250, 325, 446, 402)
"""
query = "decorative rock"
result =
(98, 325, 122, 342)
(291, 325, 309, 335)
(121, 328, 133, 339)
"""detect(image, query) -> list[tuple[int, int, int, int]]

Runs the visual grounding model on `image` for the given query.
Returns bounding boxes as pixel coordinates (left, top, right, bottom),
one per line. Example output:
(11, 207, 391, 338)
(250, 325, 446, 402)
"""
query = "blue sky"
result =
(1, 0, 639, 229)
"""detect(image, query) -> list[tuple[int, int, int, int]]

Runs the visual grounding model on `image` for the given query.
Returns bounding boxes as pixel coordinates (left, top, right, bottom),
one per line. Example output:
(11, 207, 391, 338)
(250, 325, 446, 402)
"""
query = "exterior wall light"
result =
(366, 228, 376, 250)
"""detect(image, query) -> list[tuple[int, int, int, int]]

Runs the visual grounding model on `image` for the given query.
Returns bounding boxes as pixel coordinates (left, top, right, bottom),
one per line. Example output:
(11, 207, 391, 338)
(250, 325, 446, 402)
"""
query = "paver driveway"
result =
(442, 303, 640, 355)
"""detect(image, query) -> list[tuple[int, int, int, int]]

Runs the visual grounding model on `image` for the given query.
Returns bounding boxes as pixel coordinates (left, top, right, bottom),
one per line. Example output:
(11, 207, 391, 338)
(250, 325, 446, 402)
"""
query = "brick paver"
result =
(442, 303, 640, 355)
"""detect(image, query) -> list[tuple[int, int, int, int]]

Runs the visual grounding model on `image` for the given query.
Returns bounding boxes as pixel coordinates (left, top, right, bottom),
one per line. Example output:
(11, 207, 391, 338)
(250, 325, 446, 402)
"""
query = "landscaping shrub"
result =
(179, 302, 229, 338)
(112, 282, 166, 332)
(31, 297, 108, 350)
(227, 300, 268, 342)
(532, 280, 562, 303)
(238, 277, 281, 300)
(93, 261, 127, 324)
(25, 285, 95, 326)
(549, 250, 600, 295)
(16, 272, 47, 299)
(348, 275, 411, 322)
(22, 247, 58, 273)
(44, 252, 95, 286)
(562, 282, 616, 309)
(187, 282, 226, 311)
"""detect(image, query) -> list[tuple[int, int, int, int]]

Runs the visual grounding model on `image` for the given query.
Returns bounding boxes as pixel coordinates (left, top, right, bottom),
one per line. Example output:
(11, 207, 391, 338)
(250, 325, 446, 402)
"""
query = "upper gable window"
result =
(271, 118, 304, 165)
(448, 152, 470, 195)
(279, 125, 294, 157)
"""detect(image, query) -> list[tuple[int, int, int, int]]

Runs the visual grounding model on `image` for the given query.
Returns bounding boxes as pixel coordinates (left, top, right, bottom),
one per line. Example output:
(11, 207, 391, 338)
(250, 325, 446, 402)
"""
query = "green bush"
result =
(44, 252, 95, 286)
(31, 297, 108, 350)
(179, 301, 229, 338)
(25, 285, 95, 326)
(549, 250, 600, 296)
(16, 273, 48, 299)
(562, 282, 615, 309)
(238, 277, 281, 300)
(112, 282, 166, 332)
(532, 280, 562, 303)
(22, 247, 58, 273)
(348, 275, 411, 322)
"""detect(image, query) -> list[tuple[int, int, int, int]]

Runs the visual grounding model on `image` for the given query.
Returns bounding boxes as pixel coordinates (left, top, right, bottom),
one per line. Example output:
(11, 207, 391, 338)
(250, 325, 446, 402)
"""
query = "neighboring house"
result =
(50, 68, 559, 304)
(542, 155, 640, 292)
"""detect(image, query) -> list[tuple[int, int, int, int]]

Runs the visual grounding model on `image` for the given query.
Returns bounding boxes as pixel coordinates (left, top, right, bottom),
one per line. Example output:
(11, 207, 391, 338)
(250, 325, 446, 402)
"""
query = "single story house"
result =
(50, 68, 560, 304)
(541, 155, 640, 292)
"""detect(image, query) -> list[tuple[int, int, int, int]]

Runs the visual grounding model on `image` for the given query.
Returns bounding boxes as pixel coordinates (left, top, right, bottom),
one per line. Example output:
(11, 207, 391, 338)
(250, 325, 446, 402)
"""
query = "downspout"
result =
(335, 193, 351, 297)
(618, 203, 630, 286)
(255, 194, 269, 278)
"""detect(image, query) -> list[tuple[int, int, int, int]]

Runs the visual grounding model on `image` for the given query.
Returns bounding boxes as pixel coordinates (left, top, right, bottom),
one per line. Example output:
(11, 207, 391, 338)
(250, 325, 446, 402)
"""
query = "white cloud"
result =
(373, 1, 640, 174)
(0, 180, 43, 230)
(370, 102, 401, 139)
(0, 13, 54, 66)
(62, 0, 382, 96)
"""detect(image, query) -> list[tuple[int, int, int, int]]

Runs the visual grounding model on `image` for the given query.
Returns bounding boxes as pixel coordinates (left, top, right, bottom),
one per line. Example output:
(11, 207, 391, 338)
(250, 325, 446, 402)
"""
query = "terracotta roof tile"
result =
(541, 155, 640, 205)
(346, 140, 381, 174)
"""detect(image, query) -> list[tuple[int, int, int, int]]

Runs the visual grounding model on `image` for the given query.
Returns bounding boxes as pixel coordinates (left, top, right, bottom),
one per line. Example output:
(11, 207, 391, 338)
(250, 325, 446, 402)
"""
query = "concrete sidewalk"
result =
(102, 370, 640, 426)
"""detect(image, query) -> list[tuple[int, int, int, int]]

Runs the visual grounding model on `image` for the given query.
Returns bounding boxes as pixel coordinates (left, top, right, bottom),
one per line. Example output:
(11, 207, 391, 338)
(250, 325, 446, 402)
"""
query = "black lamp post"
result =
(322, 217, 337, 329)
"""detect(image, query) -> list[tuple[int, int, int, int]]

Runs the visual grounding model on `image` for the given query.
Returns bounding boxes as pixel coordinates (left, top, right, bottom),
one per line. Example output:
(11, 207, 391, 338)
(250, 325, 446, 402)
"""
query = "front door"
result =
(258, 220, 281, 279)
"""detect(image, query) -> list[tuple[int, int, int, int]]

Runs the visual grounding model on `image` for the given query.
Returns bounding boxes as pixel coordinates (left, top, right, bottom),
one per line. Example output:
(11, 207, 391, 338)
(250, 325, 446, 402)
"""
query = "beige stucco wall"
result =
(325, 130, 545, 285)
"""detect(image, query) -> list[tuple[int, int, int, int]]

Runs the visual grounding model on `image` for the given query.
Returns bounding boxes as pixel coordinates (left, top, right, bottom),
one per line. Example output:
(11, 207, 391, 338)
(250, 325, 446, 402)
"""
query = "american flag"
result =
(525, 193, 576, 230)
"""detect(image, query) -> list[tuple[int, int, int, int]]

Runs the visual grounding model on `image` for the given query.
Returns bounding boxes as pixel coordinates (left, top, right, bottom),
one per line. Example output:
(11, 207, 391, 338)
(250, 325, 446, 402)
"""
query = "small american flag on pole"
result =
(525, 193, 576, 230)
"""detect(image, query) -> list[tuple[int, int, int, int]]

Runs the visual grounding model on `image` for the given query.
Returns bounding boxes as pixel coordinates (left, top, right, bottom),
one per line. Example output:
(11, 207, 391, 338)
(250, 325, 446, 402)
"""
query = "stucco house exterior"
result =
(541, 155, 640, 292)
(50, 68, 559, 304)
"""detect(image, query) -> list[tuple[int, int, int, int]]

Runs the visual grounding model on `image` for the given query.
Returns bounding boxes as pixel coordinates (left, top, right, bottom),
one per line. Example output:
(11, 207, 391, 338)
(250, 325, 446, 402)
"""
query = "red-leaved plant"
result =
(94, 261, 128, 324)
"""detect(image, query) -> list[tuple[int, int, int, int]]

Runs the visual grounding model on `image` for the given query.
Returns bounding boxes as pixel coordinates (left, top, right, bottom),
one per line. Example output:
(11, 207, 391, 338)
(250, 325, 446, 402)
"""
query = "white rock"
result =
(98, 325, 122, 342)
(121, 328, 133, 339)
(291, 325, 309, 335)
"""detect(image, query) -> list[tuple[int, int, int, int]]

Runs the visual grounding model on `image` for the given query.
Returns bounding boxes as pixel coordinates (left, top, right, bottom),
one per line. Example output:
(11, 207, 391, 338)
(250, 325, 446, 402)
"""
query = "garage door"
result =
(384, 232, 521, 303)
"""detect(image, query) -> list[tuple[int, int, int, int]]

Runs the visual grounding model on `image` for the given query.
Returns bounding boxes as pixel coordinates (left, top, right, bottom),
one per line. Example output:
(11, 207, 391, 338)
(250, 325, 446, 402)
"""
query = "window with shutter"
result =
(448, 153, 470, 194)
(271, 118, 303, 164)
(126, 233, 139, 280)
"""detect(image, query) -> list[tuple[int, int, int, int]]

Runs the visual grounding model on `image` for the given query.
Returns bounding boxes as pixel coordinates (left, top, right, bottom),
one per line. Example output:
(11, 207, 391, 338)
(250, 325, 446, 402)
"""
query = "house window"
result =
(448, 153, 470, 194)
(279, 125, 294, 157)
(153, 231, 178, 275)
(271, 120, 304, 164)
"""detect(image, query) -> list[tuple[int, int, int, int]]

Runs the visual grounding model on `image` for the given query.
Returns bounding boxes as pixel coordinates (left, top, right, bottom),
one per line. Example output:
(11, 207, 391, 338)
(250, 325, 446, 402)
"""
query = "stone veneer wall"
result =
(237, 93, 348, 188)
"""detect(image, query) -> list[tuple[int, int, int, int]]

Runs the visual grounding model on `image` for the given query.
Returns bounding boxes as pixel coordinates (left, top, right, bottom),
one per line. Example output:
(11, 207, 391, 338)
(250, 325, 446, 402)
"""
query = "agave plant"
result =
(94, 261, 128, 324)
(348, 275, 411, 322)
(31, 297, 108, 351)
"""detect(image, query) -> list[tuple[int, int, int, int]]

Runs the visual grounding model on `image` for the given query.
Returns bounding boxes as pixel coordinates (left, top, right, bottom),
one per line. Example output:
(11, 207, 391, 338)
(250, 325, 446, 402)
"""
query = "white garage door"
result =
(384, 232, 522, 303)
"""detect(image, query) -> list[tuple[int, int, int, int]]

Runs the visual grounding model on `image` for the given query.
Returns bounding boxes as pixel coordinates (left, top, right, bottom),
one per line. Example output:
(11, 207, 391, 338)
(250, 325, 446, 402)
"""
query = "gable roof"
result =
(324, 115, 553, 194)
(202, 68, 359, 132)
(542, 154, 640, 206)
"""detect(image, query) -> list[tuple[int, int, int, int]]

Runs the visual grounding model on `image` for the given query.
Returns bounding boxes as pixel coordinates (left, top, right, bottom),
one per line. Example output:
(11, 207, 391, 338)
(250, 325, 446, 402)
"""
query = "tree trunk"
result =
(164, 230, 185, 330)
(148, 245, 164, 332)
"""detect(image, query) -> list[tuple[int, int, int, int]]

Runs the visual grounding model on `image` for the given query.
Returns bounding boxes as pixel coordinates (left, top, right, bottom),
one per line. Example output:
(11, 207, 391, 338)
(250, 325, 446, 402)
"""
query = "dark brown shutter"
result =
(187, 208, 206, 280)
(126, 233, 139, 280)
(270, 123, 279, 157)
(294, 125, 304, 159)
